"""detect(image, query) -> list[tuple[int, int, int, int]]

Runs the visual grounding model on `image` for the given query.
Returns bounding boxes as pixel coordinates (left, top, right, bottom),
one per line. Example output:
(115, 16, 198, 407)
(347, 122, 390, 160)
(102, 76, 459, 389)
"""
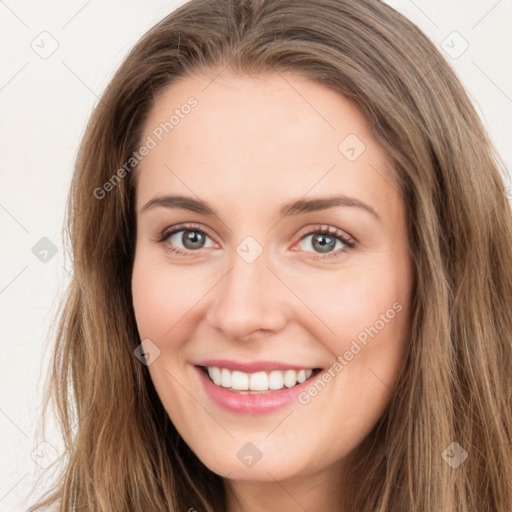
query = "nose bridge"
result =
(206, 241, 287, 339)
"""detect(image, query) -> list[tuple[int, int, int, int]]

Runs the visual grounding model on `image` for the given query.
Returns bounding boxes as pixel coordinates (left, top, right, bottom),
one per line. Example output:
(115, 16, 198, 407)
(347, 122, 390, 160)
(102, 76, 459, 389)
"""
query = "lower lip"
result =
(195, 366, 319, 415)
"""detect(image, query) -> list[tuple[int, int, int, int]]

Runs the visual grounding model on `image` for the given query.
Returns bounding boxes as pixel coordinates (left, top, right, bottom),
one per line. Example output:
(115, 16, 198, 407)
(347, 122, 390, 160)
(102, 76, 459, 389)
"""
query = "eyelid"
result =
(294, 224, 356, 248)
(158, 222, 217, 242)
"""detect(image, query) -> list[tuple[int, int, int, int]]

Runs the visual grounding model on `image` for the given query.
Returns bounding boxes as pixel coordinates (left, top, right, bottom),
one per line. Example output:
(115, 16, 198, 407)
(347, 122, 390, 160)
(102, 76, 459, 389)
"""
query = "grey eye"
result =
(169, 230, 213, 250)
(300, 233, 343, 254)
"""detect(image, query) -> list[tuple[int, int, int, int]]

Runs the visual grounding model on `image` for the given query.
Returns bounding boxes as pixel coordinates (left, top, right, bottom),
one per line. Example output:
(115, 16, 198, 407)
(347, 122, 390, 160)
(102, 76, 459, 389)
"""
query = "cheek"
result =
(287, 256, 412, 419)
(132, 271, 172, 338)
(290, 262, 409, 347)
(131, 256, 208, 340)
(290, 269, 410, 461)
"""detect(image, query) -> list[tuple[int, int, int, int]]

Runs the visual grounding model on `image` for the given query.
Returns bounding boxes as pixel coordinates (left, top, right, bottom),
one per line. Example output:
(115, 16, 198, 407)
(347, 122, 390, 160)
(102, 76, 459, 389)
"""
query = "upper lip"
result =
(195, 359, 321, 373)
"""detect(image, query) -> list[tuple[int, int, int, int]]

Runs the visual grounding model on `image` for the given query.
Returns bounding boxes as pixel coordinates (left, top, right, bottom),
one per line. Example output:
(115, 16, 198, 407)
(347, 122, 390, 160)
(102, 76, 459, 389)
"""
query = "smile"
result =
(194, 359, 325, 414)
(202, 366, 318, 392)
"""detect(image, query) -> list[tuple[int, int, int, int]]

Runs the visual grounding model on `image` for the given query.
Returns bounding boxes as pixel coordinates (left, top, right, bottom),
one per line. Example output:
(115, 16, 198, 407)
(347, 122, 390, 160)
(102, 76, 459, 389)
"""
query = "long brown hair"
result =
(27, 0, 512, 510)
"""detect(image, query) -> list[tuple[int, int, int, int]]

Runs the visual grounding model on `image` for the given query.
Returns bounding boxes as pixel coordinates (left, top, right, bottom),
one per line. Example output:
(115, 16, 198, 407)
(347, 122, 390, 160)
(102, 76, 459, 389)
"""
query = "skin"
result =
(131, 70, 414, 512)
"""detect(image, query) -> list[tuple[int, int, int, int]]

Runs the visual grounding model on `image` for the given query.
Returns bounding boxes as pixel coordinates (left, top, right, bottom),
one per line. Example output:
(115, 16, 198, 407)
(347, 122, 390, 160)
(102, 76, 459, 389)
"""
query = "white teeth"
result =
(221, 368, 231, 388)
(268, 370, 284, 390)
(283, 369, 297, 387)
(208, 366, 222, 385)
(249, 371, 268, 391)
(231, 370, 249, 390)
(205, 366, 316, 391)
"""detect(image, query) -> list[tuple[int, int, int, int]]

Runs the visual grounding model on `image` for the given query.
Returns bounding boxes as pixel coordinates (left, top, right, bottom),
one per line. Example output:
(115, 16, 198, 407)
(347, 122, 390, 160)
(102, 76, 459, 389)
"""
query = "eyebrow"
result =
(140, 194, 380, 221)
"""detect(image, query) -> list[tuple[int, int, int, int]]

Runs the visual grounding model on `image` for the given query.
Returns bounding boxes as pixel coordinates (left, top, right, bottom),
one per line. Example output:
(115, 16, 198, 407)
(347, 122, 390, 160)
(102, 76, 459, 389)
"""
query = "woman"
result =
(28, 0, 512, 510)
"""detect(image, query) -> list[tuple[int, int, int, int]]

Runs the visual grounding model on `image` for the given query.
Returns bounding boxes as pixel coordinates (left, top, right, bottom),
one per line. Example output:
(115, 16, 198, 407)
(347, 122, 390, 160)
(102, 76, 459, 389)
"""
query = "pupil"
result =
(183, 230, 204, 249)
(313, 233, 335, 253)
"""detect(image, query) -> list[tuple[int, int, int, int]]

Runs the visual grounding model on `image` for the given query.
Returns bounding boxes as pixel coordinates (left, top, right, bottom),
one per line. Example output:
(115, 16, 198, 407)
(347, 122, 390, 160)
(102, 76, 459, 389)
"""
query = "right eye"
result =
(158, 223, 217, 255)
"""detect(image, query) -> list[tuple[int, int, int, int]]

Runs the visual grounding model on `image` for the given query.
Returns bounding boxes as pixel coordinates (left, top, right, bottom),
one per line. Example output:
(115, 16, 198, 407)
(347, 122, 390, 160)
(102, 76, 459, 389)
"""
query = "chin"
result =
(189, 436, 317, 483)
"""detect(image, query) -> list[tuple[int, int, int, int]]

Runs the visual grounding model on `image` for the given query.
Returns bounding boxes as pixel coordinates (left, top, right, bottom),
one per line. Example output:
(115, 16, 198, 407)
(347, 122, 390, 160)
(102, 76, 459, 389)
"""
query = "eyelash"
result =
(155, 222, 356, 261)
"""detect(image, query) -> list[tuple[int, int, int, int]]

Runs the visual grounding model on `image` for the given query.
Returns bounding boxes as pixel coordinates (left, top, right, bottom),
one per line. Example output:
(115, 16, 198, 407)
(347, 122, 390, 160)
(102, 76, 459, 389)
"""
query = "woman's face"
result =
(131, 71, 413, 485)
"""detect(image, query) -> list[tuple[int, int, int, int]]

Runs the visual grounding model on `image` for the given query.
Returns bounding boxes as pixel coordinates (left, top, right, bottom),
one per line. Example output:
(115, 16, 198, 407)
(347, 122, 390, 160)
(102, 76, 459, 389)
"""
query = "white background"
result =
(1, 1, 511, 510)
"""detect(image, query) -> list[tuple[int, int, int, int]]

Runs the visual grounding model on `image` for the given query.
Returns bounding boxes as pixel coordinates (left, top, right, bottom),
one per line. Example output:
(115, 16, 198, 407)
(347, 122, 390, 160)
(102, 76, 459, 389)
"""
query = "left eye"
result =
(298, 231, 349, 254)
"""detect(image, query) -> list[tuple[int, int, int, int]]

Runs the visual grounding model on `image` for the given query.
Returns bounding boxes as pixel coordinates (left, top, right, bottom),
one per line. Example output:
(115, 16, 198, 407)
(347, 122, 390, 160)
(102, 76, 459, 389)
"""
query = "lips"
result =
(194, 359, 324, 414)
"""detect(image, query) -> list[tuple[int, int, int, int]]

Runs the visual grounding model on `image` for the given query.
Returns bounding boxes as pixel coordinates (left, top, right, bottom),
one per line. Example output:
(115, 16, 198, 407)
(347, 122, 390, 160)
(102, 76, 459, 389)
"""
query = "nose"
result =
(205, 248, 289, 341)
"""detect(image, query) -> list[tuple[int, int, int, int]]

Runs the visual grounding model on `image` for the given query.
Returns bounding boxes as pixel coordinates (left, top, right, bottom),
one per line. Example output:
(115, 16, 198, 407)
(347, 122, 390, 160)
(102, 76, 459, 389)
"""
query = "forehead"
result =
(135, 71, 399, 218)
